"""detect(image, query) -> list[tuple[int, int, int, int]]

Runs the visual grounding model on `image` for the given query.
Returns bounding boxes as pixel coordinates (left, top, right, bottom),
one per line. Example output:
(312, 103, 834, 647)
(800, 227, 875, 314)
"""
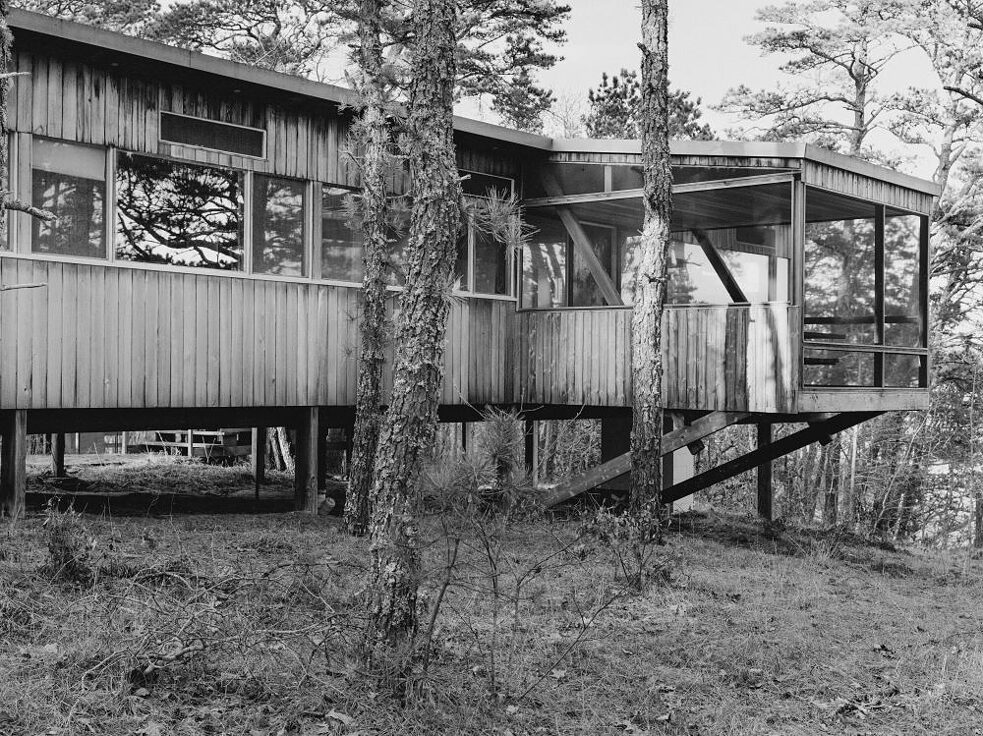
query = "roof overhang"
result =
(8, 9, 940, 197)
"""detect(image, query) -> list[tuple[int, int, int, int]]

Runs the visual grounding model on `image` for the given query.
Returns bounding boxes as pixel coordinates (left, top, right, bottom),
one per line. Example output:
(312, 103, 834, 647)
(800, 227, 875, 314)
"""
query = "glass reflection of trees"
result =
(522, 216, 567, 308)
(804, 216, 877, 344)
(321, 186, 363, 283)
(885, 214, 921, 347)
(253, 175, 305, 276)
(32, 170, 105, 258)
(115, 154, 244, 269)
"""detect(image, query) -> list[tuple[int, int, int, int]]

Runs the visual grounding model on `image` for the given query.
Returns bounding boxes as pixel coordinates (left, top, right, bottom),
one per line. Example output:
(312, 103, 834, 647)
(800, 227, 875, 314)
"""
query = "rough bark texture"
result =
(345, 0, 393, 537)
(364, 0, 461, 662)
(629, 0, 672, 531)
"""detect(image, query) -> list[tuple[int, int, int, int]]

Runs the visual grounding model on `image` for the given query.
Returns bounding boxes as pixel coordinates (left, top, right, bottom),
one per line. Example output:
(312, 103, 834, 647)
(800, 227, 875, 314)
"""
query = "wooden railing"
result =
(663, 304, 799, 413)
(515, 303, 800, 413)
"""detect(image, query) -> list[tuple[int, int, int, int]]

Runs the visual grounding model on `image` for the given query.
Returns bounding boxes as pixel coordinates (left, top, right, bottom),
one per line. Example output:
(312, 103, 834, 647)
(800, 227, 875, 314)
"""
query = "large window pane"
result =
(253, 175, 305, 276)
(321, 186, 363, 283)
(804, 190, 876, 344)
(454, 227, 470, 291)
(116, 153, 243, 269)
(570, 223, 614, 306)
(522, 216, 566, 308)
(620, 185, 792, 306)
(666, 240, 731, 304)
(474, 228, 509, 295)
(885, 213, 922, 347)
(32, 139, 105, 258)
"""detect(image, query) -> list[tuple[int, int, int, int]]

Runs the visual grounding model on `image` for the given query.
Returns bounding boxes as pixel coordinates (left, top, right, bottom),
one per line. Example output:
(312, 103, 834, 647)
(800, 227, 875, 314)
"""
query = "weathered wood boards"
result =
(0, 256, 515, 411)
(8, 49, 520, 196)
(516, 304, 801, 413)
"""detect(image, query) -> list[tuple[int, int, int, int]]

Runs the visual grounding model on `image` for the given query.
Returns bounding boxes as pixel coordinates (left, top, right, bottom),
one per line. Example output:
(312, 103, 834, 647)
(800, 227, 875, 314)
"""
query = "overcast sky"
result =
(543, 0, 779, 125)
(459, 0, 941, 175)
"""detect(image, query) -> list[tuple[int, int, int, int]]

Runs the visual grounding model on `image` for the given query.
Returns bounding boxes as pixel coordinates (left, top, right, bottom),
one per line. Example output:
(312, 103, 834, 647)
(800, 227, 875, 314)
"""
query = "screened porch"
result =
(515, 151, 932, 413)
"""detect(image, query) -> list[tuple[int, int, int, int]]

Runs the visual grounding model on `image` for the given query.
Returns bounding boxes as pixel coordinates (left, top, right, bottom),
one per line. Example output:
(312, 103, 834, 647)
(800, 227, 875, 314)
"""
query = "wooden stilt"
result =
(51, 433, 66, 477)
(294, 409, 319, 513)
(600, 413, 632, 492)
(251, 427, 266, 499)
(316, 426, 328, 492)
(1, 411, 28, 520)
(524, 419, 535, 475)
(343, 424, 353, 475)
(757, 423, 773, 521)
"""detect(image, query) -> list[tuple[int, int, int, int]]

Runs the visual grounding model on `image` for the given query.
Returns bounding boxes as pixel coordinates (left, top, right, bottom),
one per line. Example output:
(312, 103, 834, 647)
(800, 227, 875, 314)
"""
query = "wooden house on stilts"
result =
(0, 10, 937, 517)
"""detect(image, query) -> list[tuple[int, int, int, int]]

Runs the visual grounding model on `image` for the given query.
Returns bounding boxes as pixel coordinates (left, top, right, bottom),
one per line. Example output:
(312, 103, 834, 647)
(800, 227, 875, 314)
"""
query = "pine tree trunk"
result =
(973, 487, 983, 549)
(345, 0, 393, 536)
(630, 0, 671, 532)
(364, 0, 461, 664)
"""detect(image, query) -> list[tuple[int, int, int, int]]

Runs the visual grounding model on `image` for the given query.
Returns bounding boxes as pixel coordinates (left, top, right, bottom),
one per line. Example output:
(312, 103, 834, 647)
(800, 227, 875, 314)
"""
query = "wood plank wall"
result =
(516, 304, 800, 413)
(8, 50, 521, 190)
(0, 257, 515, 411)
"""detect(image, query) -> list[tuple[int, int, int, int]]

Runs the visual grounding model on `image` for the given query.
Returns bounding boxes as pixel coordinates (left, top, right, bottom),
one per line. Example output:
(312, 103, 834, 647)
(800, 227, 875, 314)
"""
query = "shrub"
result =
(40, 500, 96, 587)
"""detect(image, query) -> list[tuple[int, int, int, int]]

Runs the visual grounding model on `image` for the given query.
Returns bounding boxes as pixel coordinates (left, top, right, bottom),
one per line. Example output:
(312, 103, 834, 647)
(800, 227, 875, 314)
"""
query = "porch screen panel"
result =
(116, 153, 244, 270)
(803, 349, 876, 387)
(803, 191, 877, 344)
(659, 182, 792, 306)
(884, 213, 922, 347)
(252, 175, 306, 276)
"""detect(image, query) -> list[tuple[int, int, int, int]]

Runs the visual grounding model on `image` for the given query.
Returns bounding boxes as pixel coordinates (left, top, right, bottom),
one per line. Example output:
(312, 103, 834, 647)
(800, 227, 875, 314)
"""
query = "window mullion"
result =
(106, 146, 116, 261)
(243, 170, 254, 274)
(874, 203, 885, 386)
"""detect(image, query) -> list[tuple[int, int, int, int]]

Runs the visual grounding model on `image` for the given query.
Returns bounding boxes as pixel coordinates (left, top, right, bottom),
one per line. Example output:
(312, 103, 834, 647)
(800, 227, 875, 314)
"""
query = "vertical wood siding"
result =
(9, 51, 522, 189)
(516, 304, 800, 413)
(0, 257, 515, 411)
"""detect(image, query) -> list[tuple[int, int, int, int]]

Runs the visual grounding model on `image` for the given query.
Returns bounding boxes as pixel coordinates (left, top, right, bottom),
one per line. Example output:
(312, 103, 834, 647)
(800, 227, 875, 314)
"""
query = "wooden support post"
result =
(251, 427, 266, 499)
(600, 413, 632, 492)
(344, 425, 354, 475)
(294, 410, 319, 513)
(524, 419, 535, 475)
(121, 431, 130, 454)
(461, 422, 468, 453)
(316, 426, 328, 491)
(1, 411, 28, 519)
(757, 423, 773, 521)
(51, 433, 66, 477)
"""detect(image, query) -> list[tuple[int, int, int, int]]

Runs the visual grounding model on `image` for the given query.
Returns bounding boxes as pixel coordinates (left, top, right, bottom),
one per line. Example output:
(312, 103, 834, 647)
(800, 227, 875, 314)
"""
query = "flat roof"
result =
(10, 9, 939, 196)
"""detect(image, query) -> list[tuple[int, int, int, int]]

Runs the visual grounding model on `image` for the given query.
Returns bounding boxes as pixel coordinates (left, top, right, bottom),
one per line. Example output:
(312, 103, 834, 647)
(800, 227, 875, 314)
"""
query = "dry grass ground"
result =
(1, 456, 981, 735)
